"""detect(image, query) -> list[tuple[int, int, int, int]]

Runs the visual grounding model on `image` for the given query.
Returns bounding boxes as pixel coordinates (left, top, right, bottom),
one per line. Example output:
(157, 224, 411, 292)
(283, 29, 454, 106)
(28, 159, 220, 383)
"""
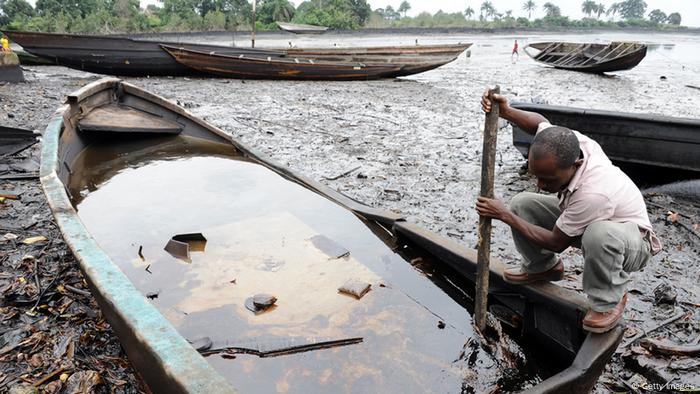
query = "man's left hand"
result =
(475, 197, 511, 222)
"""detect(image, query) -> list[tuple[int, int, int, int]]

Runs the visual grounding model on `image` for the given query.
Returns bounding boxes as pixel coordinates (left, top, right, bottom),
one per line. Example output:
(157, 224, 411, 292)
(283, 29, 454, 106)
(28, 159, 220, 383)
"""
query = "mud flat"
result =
(1, 30, 699, 392)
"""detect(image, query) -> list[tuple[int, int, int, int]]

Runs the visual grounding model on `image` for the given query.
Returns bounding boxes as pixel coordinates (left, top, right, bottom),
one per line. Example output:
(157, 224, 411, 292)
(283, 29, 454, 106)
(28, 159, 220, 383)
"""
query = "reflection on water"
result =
(69, 135, 526, 392)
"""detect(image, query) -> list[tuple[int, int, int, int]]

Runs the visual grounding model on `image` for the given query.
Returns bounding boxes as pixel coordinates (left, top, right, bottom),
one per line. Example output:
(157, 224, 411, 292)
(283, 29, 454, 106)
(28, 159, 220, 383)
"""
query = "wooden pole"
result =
(475, 85, 500, 332)
(251, 0, 257, 48)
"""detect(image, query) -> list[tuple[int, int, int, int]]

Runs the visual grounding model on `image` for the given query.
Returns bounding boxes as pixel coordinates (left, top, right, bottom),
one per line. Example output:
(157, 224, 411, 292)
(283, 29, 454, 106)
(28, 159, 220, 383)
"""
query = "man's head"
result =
(528, 126, 583, 193)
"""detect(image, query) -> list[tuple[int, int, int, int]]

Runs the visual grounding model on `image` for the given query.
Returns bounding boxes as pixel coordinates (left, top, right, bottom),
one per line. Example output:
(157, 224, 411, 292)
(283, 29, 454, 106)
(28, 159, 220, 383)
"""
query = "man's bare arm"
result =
(480, 90, 549, 135)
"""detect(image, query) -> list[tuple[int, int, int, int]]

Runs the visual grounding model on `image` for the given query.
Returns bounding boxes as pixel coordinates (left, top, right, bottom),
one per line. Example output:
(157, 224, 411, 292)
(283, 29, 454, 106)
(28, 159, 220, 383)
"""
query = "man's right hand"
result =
(480, 89, 509, 114)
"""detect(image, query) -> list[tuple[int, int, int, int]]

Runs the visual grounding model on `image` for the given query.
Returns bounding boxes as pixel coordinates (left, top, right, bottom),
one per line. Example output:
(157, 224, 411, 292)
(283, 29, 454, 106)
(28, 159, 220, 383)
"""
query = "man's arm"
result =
(475, 197, 575, 253)
(480, 90, 549, 135)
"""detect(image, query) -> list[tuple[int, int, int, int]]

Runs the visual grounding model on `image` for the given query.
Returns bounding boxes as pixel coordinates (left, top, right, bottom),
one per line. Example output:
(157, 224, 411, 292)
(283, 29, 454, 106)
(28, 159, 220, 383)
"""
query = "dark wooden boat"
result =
(162, 45, 403, 80)
(276, 21, 328, 34)
(2, 30, 285, 77)
(279, 43, 473, 77)
(41, 77, 622, 393)
(1, 125, 36, 156)
(16, 49, 57, 66)
(510, 103, 700, 173)
(524, 42, 647, 73)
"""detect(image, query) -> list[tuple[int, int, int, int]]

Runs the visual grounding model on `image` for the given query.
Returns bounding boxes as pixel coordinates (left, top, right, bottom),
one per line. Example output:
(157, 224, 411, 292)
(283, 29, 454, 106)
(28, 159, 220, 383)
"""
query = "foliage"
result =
(0, 0, 687, 34)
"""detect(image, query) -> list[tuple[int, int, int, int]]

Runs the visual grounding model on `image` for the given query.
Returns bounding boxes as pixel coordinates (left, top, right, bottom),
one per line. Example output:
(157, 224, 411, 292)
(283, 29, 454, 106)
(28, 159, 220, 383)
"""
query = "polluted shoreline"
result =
(1, 31, 699, 393)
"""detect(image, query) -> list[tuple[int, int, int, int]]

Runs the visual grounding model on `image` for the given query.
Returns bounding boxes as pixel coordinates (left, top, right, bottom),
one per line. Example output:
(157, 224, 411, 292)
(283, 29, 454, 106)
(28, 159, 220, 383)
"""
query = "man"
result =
(476, 91, 661, 333)
(511, 40, 519, 63)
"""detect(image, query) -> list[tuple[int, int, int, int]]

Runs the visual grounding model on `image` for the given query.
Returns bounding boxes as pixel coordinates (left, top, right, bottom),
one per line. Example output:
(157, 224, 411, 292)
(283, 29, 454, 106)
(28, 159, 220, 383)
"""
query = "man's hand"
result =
(476, 197, 512, 222)
(480, 89, 509, 114)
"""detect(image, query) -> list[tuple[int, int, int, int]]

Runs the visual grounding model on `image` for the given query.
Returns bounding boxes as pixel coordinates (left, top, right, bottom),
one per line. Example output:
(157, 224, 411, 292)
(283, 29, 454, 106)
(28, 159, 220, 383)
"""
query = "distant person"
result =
(511, 40, 519, 63)
(477, 91, 661, 333)
(1, 34, 10, 52)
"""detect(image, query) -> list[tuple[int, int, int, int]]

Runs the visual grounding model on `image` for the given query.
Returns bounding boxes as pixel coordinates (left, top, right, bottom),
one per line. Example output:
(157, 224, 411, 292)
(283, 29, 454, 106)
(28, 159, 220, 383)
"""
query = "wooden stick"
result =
(475, 85, 500, 332)
(251, 0, 257, 48)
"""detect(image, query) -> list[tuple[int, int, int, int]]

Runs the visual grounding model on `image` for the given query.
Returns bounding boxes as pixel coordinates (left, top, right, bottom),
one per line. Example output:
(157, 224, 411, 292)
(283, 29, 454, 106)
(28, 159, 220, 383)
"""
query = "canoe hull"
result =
(525, 42, 647, 73)
(162, 45, 403, 80)
(510, 103, 700, 173)
(3, 30, 284, 77)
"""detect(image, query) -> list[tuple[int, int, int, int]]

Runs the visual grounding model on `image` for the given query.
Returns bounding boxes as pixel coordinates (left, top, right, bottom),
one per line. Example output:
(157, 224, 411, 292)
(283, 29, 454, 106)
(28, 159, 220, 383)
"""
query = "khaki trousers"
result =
(508, 192, 651, 311)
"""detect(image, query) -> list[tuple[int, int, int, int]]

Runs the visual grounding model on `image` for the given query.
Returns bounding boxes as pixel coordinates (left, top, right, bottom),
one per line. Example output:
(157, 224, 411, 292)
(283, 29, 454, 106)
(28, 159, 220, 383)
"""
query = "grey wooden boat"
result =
(525, 41, 647, 73)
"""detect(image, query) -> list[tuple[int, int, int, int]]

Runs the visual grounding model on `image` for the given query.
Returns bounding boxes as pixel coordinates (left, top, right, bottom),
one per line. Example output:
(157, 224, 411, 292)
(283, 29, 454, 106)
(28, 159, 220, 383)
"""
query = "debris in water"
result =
(310, 234, 350, 258)
(146, 290, 160, 300)
(164, 233, 207, 262)
(245, 293, 277, 314)
(437, 321, 446, 329)
(138, 245, 144, 260)
(338, 279, 371, 299)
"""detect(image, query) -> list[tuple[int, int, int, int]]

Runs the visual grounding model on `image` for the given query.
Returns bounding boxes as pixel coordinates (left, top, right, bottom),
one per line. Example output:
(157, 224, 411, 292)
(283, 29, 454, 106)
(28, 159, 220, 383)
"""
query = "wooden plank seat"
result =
(78, 104, 183, 134)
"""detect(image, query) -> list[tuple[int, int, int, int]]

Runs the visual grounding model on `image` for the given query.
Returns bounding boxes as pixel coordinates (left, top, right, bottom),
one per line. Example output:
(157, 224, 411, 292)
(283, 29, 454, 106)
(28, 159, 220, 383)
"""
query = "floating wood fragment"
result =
(202, 337, 363, 358)
(338, 279, 371, 299)
(310, 234, 350, 258)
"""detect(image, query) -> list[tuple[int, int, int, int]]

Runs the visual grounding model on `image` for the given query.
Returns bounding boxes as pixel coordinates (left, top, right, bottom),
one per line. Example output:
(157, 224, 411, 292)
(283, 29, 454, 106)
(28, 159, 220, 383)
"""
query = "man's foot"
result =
(582, 293, 627, 333)
(502, 259, 564, 284)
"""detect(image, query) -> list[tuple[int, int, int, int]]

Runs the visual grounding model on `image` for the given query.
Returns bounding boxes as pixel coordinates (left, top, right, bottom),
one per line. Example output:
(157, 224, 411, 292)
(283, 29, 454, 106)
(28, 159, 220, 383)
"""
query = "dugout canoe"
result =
(524, 41, 647, 73)
(41, 77, 622, 393)
(276, 21, 329, 34)
(278, 42, 473, 76)
(509, 102, 700, 173)
(162, 45, 403, 80)
(2, 30, 285, 77)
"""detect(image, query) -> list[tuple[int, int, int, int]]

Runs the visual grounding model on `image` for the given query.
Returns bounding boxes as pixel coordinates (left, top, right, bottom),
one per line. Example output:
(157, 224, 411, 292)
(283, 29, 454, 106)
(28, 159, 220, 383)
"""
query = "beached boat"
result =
(1, 125, 36, 155)
(279, 43, 473, 76)
(277, 21, 329, 34)
(162, 45, 404, 80)
(2, 30, 285, 77)
(41, 77, 622, 392)
(524, 42, 647, 73)
(510, 103, 700, 173)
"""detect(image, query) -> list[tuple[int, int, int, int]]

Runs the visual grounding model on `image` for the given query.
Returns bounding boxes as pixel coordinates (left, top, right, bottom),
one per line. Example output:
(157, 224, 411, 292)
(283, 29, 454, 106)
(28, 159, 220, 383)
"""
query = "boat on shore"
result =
(162, 45, 404, 80)
(278, 42, 472, 77)
(509, 103, 700, 173)
(524, 41, 647, 73)
(277, 21, 329, 34)
(41, 77, 622, 393)
(3, 30, 285, 77)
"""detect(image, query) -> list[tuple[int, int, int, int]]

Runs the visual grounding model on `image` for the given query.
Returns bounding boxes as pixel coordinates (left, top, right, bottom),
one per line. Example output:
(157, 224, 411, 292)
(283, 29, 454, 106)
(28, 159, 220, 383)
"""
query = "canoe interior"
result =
(510, 103, 700, 173)
(162, 46, 403, 81)
(525, 41, 647, 73)
(46, 78, 623, 393)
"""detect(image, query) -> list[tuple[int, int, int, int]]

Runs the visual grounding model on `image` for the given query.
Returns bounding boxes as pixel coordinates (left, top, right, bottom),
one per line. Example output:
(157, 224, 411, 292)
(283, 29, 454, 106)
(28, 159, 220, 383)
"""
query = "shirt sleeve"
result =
(555, 192, 614, 237)
(536, 122, 553, 134)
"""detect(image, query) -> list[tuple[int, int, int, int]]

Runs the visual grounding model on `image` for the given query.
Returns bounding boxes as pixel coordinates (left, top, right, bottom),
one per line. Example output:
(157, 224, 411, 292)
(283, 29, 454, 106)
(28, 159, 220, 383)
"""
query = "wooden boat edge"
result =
(524, 41, 647, 72)
(41, 78, 622, 393)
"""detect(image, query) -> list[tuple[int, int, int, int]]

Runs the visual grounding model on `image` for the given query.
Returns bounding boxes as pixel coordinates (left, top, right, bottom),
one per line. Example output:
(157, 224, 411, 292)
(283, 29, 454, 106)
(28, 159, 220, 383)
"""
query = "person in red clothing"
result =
(511, 39, 519, 63)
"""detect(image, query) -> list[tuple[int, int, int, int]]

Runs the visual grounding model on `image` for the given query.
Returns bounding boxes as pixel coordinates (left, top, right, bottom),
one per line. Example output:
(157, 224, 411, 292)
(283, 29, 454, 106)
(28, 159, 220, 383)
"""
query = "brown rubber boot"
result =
(502, 259, 564, 285)
(582, 293, 627, 333)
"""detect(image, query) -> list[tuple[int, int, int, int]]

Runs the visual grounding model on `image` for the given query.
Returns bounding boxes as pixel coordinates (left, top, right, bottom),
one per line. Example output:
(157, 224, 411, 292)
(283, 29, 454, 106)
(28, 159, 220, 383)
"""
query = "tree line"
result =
(0, 0, 685, 34)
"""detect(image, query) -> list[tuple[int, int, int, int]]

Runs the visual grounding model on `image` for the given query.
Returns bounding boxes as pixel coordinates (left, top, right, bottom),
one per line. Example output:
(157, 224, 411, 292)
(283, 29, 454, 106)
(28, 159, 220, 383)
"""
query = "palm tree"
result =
(522, 0, 536, 20)
(464, 6, 475, 19)
(595, 3, 606, 19)
(607, 2, 620, 20)
(581, 0, 596, 17)
(480, 1, 496, 20)
(542, 2, 561, 17)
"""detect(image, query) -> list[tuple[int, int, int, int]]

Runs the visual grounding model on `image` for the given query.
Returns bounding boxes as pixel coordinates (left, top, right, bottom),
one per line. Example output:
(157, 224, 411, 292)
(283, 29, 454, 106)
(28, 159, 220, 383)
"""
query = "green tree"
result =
(647, 9, 666, 24)
(522, 0, 535, 19)
(594, 3, 605, 19)
(606, 2, 620, 20)
(542, 2, 560, 17)
(616, 0, 646, 20)
(0, 0, 35, 24)
(383, 4, 398, 19)
(464, 6, 474, 19)
(480, 1, 495, 21)
(258, 0, 295, 23)
(397, 0, 410, 18)
(666, 12, 680, 25)
(581, 0, 596, 17)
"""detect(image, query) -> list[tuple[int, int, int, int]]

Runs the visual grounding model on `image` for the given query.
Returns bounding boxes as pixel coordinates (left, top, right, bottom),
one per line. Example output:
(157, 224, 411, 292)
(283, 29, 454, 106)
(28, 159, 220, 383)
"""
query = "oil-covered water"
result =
(68, 135, 532, 393)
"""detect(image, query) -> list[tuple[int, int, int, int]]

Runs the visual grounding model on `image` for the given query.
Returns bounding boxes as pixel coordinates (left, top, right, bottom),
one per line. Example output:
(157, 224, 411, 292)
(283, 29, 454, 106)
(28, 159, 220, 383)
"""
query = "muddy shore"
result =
(1, 31, 699, 393)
